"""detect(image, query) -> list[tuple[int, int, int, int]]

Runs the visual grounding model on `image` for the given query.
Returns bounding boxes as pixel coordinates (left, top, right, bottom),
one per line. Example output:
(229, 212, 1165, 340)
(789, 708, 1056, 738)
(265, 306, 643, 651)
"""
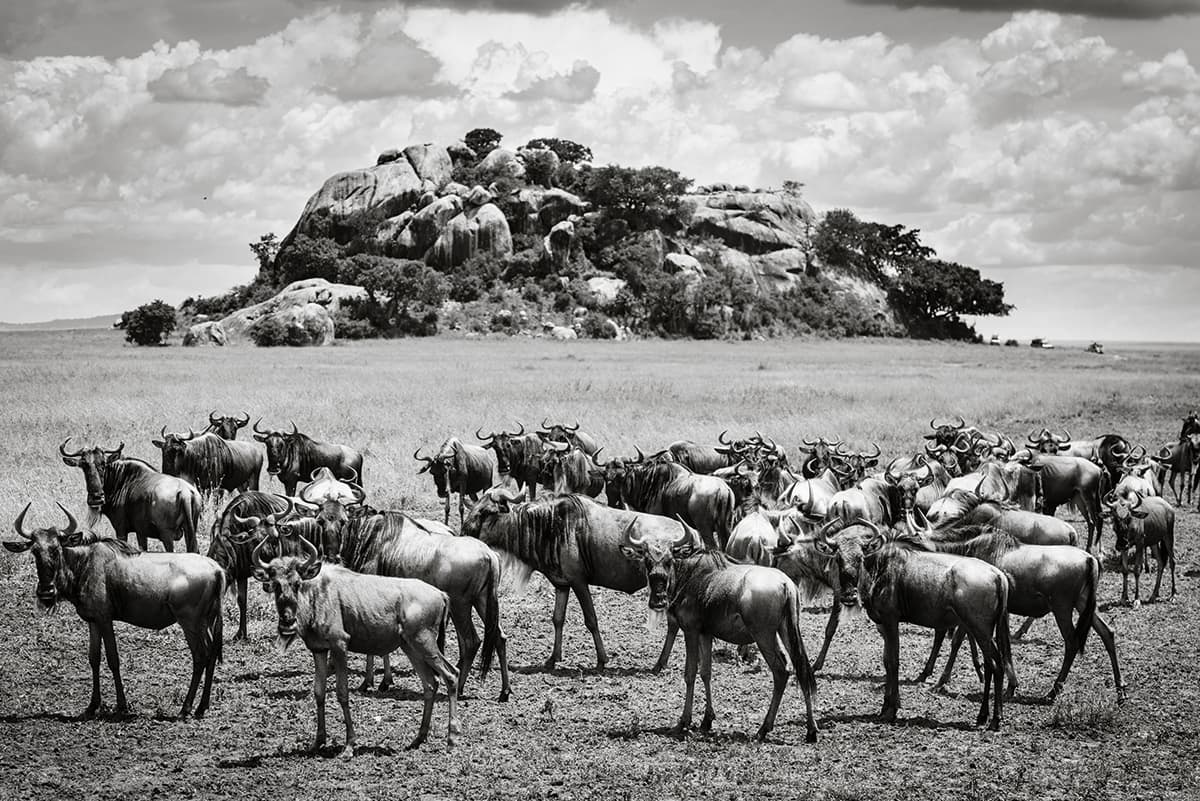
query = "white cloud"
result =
(0, 7, 1198, 339)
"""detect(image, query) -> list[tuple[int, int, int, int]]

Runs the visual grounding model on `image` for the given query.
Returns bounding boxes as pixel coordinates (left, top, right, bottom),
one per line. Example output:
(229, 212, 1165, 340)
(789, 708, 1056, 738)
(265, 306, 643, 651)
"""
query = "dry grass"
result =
(1, 330, 1198, 800)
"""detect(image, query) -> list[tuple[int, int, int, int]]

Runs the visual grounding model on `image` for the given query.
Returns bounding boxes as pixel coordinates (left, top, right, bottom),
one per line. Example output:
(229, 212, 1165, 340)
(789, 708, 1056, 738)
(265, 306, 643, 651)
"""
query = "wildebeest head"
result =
(1102, 491, 1148, 552)
(59, 438, 124, 511)
(829, 442, 881, 487)
(1027, 427, 1070, 454)
(253, 533, 321, 647)
(882, 457, 925, 520)
(415, 446, 451, 497)
(923, 441, 965, 477)
(924, 416, 966, 448)
(253, 419, 299, 476)
(460, 486, 523, 539)
(619, 516, 695, 610)
(205, 410, 250, 440)
(591, 449, 626, 507)
(476, 423, 527, 473)
(811, 518, 886, 607)
(4, 502, 85, 610)
(538, 418, 586, 450)
(151, 426, 200, 476)
(720, 460, 758, 503)
(300, 472, 364, 560)
(1181, 411, 1200, 440)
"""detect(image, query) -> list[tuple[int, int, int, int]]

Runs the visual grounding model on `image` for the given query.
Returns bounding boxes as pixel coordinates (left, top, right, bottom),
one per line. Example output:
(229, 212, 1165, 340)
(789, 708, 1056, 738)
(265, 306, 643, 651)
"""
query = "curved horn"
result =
(634, 445, 646, 463)
(1129, 491, 1143, 511)
(1055, 429, 1071, 443)
(567, 420, 580, 432)
(540, 416, 553, 431)
(237, 411, 250, 426)
(413, 447, 434, 464)
(252, 537, 273, 572)
(233, 513, 261, 531)
(863, 443, 881, 459)
(160, 424, 169, 440)
(56, 502, 79, 535)
(884, 457, 902, 484)
(182, 428, 199, 442)
(253, 417, 269, 435)
(298, 480, 319, 504)
(590, 446, 606, 467)
(623, 520, 647, 549)
(952, 415, 965, 429)
(671, 519, 691, 549)
(855, 517, 883, 539)
(13, 502, 32, 540)
(290, 421, 299, 436)
(342, 466, 358, 484)
(104, 442, 125, 457)
(833, 442, 851, 457)
(513, 421, 525, 437)
(801, 436, 817, 447)
(1102, 490, 1117, 507)
(475, 427, 495, 443)
(348, 483, 366, 505)
(929, 418, 939, 431)
(718, 429, 732, 445)
(59, 437, 84, 459)
(209, 410, 221, 424)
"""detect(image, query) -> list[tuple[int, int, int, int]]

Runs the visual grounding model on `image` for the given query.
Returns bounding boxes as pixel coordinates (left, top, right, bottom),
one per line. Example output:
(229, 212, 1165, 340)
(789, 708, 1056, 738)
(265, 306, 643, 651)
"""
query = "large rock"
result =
(685, 189, 817, 256)
(219, 279, 364, 344)
(478, 148, 525, 180)
(513, 188, 588, 233)
(428, 203, 513, 268)
(587, 275, 627, 303)
(183, 321, 226, 347)
(543, 220, 575, 270)
(398, 195, 463, 257)
(258, 303, 336, 347)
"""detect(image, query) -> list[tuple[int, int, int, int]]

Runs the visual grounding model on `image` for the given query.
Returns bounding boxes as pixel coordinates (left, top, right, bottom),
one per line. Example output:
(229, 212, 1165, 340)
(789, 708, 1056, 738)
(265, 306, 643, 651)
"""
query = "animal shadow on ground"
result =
(513, 662, 612, 677)
(820, 711, 977, 732)
(0, 711, 79, 725)
(217, 743, 396, 767)
(230, 668, 309, 683)
(816, 671, 888, 684)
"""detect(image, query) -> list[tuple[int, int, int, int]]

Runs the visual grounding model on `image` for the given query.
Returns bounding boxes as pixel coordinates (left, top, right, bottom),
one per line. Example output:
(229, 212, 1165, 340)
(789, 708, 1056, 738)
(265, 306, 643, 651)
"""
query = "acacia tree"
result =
(122, 300, 177, 346)
(525, 137, 593, 164)
(583, 165, 692, 232)
(890, 259, 1012, 337)
(464, 128, 503, 161)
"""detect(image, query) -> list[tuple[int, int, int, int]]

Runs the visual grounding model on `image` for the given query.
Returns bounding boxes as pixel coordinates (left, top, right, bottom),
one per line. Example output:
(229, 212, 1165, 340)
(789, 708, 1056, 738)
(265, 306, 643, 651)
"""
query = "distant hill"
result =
(0, 314, 119, 332)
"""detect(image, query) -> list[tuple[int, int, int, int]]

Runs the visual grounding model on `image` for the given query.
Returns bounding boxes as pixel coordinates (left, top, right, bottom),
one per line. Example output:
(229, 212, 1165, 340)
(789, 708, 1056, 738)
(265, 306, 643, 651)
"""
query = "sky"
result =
(2, 1, 1199, 341)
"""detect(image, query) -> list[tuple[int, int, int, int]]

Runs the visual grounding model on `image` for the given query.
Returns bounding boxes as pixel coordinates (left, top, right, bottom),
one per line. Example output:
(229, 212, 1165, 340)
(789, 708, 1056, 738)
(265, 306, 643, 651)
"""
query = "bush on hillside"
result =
(122, 300, 177, 346)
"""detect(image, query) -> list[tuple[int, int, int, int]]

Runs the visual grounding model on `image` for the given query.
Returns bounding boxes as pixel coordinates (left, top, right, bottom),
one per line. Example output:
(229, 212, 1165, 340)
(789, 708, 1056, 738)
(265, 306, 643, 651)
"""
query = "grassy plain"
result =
(0, 329, 1198, 800)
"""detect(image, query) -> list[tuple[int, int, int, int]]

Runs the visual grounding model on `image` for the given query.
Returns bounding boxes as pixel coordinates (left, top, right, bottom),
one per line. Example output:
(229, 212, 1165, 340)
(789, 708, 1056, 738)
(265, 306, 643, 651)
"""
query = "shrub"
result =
(579, 314, 616, 339)
(122, 300, 176, 346)
(249, 315, 292, 347)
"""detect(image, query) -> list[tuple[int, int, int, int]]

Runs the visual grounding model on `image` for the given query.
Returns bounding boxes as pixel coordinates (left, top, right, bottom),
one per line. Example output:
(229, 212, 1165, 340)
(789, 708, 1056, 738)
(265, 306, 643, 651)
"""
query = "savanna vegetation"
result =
(1, 330, 1197, 799)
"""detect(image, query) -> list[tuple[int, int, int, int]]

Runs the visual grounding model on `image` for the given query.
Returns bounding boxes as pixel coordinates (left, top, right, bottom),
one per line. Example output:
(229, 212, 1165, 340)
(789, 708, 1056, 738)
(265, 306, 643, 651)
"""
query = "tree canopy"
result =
(122, 300, 176, 346)
(525, 137, 593, 164)
(582, 165, 692, 232)
(464, 128, 503, 160)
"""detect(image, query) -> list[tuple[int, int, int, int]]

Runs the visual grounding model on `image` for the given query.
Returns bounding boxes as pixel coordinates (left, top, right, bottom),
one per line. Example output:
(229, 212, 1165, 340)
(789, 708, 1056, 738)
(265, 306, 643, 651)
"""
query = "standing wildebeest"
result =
(1103, 491, 1176, 607)
(801, 520, 1011, 729)
(461, 490, 699, 669)
(316, 506, 511, 702)
(828, 443, 882, 488)
(919, 525, 1125, 704)
(415, 437, 496, 524)
(476, 423, 546, 501)
(152, 427, 262, 498)
(797, 435, 842, 479)
(1152, 432, 1200, 505)
(924, 415, 972, 449)
(664, 434, 743, 475)
(779, 467, 841, 518)
(617, 455, 734, 549)
(252, 420, 364, 497)
(5, 502, 224, 718)
(60, 439, 202, 552)
(1010, 449, 1104, 551)
(253, 535, 461, 753)
(620, 519, 820, 743)
(538, 418, 600, 455)
(925, 488, 1078, 546)
(203, 410, 250, 440)
(541, 440, 598, 496)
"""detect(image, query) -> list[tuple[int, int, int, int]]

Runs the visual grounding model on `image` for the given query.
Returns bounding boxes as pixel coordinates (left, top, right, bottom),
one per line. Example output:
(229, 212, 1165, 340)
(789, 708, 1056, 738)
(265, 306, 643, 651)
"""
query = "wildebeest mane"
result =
(78, 532, 142, 556)
(624, 462, 678, 509)
(484, 494, 591, 574)
(105, 458, 163, 509)
(179, 434, 229, 489)
(936, 489, 1017, 522)
(925, 526, 1022, 562)
(337, 511, 435, 574)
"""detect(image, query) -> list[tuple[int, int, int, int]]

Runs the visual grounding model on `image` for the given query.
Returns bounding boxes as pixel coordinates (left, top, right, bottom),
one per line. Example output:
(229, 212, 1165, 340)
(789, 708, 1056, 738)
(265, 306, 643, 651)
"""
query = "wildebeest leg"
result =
(1133, 546, 1144, 607)
(755, 632, 789, 742)
(311, 649, 329, 752)
(1090, 613, 1126, 703)
(359, 655, 376, 692)
(99, 623, 128, 715)
(572, 585, 609, 669)
(233, 576, 248, 641)
(400, 629, 461, 749)
(934, 628, 965, 689)
(652, 621, 679, 674)
(916, 627, 948, 683)
(878, 622, 900, 723)
(1120, 563, 1131, 605)
(136, 533, 149, 551)
(162, 537, 175, 553)
(1148, 543, 1165, 603)
(178, 626, 207, 718)
(1045, 605, 1080, 703)
(1012, 616, 1036, 640)
(697, 635, 715, 733)
(450, 601, 480, 697)
(546, 585, 570, 669)
(676, 629, 699, 735)
(473, 593, 511, 702)
(84, 623, 102, 718)
(444, 493, 451, 526)
(812, 603, 841, 672)
(379, 654, 394, 691)
(331, 648, 354, 758)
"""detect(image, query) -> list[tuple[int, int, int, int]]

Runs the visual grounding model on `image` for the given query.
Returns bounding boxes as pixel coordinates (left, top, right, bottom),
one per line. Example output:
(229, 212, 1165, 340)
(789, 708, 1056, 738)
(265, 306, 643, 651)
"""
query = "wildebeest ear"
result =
(619, 546, 640, 562)
(253, 567, 271, 586)
(61, 456, 81, 467)
(671, 542, 694, 558)
(299, 560, 323, 580)
(1131, 508, 1150, 519)
(151, 440, 165, 449)
(253, 434, 268, 443)
(865, 458, 879, 468)
(2, 540, 32, 553)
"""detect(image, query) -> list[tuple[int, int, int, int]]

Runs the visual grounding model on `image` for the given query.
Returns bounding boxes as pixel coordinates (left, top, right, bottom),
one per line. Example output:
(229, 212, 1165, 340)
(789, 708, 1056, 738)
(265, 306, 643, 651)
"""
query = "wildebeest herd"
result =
(6, 411, 1194, 754)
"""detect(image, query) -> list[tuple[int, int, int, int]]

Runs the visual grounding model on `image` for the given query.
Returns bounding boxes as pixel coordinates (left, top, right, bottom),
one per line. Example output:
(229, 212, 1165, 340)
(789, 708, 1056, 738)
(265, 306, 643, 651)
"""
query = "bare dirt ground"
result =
(1, 332, 1197, 800)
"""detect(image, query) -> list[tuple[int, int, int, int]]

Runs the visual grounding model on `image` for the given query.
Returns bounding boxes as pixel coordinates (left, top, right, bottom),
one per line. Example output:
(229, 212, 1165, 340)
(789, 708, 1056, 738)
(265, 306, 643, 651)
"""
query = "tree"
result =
(525, 137, 593, 164)
(522, 148, 558, 189)
(582, 165, 692, 232)
(814, 209, 932, 284)
(122, 300, 176, 346)
(274, 234, 344, 286)
(464, 128, 503, 161)
(249, 233, 279, 282)
(338, 255, 448, 336)
(890, 259, 1013, 337)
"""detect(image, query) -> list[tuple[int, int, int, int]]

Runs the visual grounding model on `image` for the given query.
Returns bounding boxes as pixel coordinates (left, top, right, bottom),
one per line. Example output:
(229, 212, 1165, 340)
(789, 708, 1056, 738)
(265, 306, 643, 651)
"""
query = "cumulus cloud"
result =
(507, 60, 601, 103)
(847, 0, 1200, 19)
(148, 59, 270, 105)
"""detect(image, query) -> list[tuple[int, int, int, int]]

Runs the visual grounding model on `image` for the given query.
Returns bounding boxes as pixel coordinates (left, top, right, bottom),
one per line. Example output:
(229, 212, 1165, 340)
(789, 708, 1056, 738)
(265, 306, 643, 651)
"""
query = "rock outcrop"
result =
(182, 321, 226, 347)
(218, 279, 364, 345)
(685, 188, 817, 256)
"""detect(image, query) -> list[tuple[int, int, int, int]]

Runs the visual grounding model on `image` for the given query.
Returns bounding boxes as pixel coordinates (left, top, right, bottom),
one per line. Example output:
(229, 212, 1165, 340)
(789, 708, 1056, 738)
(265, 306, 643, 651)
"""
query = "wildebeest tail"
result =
(714, 489, 734, 550)
(437, 594, 449, 654)
(210, 570, 225, 664)
(478, 557, 501, 679)
(179, 490, 201, 551)
(995, 573, 1013, 679)
(1072, 556, 1098, 656)
(782, 585, 817, 698)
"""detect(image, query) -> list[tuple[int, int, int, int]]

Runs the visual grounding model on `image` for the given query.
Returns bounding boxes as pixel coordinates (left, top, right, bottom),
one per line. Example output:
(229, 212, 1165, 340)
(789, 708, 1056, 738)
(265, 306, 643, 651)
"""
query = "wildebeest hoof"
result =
(498, 691, 511, 702)
(987, 719, 1001, 732)
(878, 708, 897, 724)
(976, 710, 989, 726)
(650, 661, 667, 675)
(377, 680, 393, 692)
(543, 657, 560, 671)
(405, 735, 428, 751)
(338, 745, 354, 761)
(81, 706, 99, 720)
(1132, 599, 1142, 609)
(805, 728, 818, 744)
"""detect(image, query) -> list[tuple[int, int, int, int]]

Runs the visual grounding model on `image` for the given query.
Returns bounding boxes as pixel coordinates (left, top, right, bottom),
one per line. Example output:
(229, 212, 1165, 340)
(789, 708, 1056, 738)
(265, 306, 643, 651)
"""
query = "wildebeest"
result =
(620, 519, 819, 743)
(1152, 432, 1200, 505)
(60, 439, 202, 552)
(1010, 449, 1104, 551)
(1103, 491, 1176, 607)
(252, 420, 364, 497)
(204, 410, 250, 440)
(538, 418, 600, 455)
(925, 488, 1078, 546)
(924, 415, 971, 449)
(152, 428, 262, 498)
(828, 443, 881, 488)
(253, 535, 460, 753)
(4, 502, 224, 718)
(779, 467, 841, 518)
(796, 519, 1011, 729)
(825, 477, 894, 527)
(541, 440, 597, 496)
(415, 437, 496, 524)
(617, 455, 734, 549)
(797, 435, 841, 478)
(476, 424, 546, 501)
(317, 506, 511, 702)
(461, 490, 699, 669)
(919, 525, 1125, 704)
(664, 433, 742, 475)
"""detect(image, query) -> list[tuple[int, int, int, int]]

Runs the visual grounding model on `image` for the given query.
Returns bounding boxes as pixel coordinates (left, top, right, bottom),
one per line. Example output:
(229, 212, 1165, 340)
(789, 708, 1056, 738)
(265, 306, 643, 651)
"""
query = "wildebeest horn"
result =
(209, 410, 221, 424)
(513, 421, 525, 437)
(952, 439, 971, 454)
(233, 513, 261, 531)
(237, 411, 250, 426)
(590, 447, 605, 467)
(348, 483, 366, 505)
(1129, 491, 1143, 511)
(545, 439, 569, 453)
(298, 480, 319, 504)
(290, 421, 299, 436)
(183, 428, 199, 441)
(252, 536, 273, 571)
(863, 443, 881, 459)
(476, 427, 495, 444)
(924, 442, 944, 456)
(884, 457, 902, 484)
(1055, 429, 1071, 443)
(801, 436, 817, 447)
(56, 502, 79, 535)
(623, 520, 646, 549)
(718, 429, 732, 445)
(413, 447, 433, 463)
(833, 442, 851, 457)
(253, 417, 269, 435)
(634, 445, 646, 463)
(672, 518, 691, 549)
(104, 442, 124, 457)
(929, 418, 939, 431)
(540, 417, 552, 432)
(59, 437, 84, 459)
(160, 425, 169, 440)
(855, 517, 883, 539)
(1102, 490, 1117, 507)
(1110, 440, 1129, 456)
(1129, 444, 1146, 460)
(567, 420, 580, 432)
(13, 502, 32, 540)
